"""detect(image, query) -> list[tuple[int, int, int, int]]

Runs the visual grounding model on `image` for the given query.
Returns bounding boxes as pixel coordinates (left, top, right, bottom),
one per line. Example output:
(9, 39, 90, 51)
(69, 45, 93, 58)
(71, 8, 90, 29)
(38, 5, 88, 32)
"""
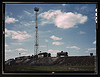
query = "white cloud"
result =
(47, 30, 52, 33)
(5, 43, 8, 47)
(62, 4, 66, 6)
(23, 53, 33, 56)
(48, 49, 60, 57)
(48, 49, 60, 52)
(50, 35, 62, 40)
(39, 10, 61, 26)
(54, 12, 87, 29)
(24, 10, 34, 16)
(40, 45, 47, 47)
(39, 10, 87, 29)
(95, 29, 96, 32)
(39, 20, 53, 26)
(16, 48, 28, 51)
(85, 48, 96, 53)
(88, 48, 96, 51)
(21, 52, 27, 55)
(80, 6, 88, 11)
(39, 10, 61, 20)
(66, 46, 80, 50)
(76, 6, 94, 15)
(5, 16, 18, 24)
(93, 41, 96, 45)
(76, 6, 89, 12)
(11, 42, 22, 45)
(20, 52, 33, 56)
(19, 21, 35, 27)
(20, 22, 31, 26)
(5, 28, 32, 40)
(52, 42, 63, 45)
(5, 49, 12, 52)
(18, 16, 23, 19)
(80, 31, 86, 34)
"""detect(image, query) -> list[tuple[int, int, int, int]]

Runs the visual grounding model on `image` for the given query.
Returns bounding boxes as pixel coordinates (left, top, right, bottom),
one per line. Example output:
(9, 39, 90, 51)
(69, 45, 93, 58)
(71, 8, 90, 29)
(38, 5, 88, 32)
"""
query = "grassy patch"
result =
(5, 65, 94, 72)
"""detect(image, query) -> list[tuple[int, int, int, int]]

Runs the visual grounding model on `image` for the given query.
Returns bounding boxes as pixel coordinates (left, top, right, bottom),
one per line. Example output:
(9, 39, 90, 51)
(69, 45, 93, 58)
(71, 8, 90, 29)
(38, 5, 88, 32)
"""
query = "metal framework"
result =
(34, 7, 39, 56)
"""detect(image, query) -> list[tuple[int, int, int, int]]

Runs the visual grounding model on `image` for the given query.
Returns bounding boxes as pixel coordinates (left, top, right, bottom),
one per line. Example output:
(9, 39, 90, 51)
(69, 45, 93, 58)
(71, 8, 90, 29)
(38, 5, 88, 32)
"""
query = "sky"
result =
(5, 4, 96, 61)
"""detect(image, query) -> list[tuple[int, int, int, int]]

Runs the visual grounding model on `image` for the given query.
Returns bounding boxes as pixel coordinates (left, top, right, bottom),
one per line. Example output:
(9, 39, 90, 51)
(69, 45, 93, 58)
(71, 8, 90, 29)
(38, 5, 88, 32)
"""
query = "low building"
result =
(38, 52, 51, 58)
(57, 51, 68, 57)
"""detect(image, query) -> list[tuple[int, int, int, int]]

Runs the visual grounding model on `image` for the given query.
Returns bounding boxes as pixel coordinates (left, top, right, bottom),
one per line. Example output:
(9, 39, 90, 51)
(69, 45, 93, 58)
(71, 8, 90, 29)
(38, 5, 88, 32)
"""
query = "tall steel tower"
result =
(34, 7, 39, 56)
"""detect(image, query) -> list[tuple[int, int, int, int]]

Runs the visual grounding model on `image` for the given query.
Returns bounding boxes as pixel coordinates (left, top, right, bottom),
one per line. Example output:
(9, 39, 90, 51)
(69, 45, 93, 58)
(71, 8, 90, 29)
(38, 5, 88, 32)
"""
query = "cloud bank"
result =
(66, 46, 80, 50)
(39, 10, 88, 29)
(52, 42, 63, 45)
(5, 16, 18, 24)
(50, 35, 62, 40)
(88, 48, 96, 51)
(93, 41, 96, 45)
(80, 31, 86, 34)
(16, 48, 28, 51)
(5, 28, 32, 40)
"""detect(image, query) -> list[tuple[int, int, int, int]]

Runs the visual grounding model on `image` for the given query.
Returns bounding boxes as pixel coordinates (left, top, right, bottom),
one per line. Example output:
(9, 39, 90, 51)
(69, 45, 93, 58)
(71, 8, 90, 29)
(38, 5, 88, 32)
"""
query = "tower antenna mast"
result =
(34, 7, 39, 56)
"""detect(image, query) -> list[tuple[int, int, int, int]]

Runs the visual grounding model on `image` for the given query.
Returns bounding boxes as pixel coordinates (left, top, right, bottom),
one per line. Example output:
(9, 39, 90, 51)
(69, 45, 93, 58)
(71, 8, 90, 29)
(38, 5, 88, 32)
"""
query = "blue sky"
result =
(5, 4, 96, 61)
